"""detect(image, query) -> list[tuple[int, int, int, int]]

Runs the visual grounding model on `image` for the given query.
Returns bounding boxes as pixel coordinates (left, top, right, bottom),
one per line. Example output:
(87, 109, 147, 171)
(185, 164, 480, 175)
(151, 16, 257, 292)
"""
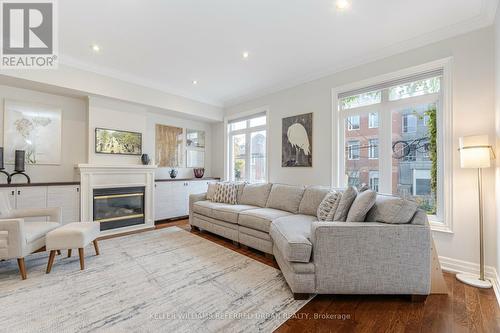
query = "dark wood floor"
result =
(156, 220, 500, 333)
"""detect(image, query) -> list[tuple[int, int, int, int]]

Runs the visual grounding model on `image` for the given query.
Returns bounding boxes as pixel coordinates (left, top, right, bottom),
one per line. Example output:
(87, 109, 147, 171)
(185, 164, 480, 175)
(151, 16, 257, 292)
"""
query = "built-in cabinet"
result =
(1, 185, 80, 223)
(155, 179, 217, 221)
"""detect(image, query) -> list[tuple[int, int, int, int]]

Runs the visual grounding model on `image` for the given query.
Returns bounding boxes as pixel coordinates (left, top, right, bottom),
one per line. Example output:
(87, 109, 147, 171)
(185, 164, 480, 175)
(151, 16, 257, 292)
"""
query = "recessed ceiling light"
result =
(192, 80, 198, 85)
(336, 0, 350, 10)
(242, 51, 249, 59)
(91, 44, 100, 52)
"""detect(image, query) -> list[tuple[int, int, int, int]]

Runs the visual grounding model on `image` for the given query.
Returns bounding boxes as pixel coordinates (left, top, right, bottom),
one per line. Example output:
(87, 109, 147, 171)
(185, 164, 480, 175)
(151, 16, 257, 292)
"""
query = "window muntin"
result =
(339, 74, 442, 217)
(228, 113, 267, 182)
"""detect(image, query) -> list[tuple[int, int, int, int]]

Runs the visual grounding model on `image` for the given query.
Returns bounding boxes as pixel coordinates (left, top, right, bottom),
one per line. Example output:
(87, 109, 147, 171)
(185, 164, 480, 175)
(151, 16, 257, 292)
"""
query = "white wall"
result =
(495, 8, 500, 278)
(0, 85, 87, 183)
(88, 96, 214, 179)
(223, 27, 497, 269)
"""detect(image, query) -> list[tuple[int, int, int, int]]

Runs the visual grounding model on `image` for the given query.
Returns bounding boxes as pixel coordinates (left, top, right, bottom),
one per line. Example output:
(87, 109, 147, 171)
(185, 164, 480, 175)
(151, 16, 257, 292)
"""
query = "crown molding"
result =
(223, 0, 499, 108)
(59, 55, 224, 108)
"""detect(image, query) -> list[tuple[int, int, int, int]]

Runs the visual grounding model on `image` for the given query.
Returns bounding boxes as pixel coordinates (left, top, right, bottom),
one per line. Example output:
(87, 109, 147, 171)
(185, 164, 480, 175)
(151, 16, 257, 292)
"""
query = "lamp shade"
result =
(459, 135, 493, 168)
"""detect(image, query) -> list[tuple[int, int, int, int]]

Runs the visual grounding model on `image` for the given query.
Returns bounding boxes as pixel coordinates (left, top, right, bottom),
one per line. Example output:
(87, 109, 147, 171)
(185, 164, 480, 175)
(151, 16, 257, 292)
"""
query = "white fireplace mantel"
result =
(77, 164, 157, 236)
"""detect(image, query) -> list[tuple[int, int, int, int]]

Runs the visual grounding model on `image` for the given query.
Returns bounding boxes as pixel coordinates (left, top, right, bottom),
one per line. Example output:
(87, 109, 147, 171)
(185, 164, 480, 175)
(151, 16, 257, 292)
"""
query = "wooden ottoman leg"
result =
(78, 248, 85, 270)
(57, 250, 61, 255)
(17, 258, 27, 280)
(93, 240, 100, 256)
(46, 250, 56, 274)
(67, 249, 72, 258)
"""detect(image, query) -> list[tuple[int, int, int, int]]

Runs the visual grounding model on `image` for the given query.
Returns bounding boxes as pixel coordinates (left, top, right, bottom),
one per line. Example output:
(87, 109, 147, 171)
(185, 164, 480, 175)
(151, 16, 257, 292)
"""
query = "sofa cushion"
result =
(266, 184, 306, 213)
(299, 186, 330, 216)
(212, 204, 257, 224)
(24, 222, 60, 243)
(333, 186, 358, 221)
(410, 209, 428, 225)
(239, 183, 273, 208)
(238, 208, 292, 233)
(270, 215, 316, 263)
(346, 190, 377, 222)
(193, 201, 255, 224)
(365, 195, 419, 224)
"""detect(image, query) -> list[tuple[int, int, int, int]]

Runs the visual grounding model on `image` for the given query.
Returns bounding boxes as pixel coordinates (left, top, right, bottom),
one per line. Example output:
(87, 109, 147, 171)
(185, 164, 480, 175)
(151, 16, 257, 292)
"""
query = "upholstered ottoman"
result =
(45, 222, 101, 273)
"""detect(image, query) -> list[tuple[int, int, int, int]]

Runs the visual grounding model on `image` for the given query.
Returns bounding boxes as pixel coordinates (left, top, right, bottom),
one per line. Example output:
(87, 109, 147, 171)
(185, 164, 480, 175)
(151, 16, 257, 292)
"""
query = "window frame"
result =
(347, 115, 360, 131)
(347, 140, 360, 160)
(368, 112, 379, 129)
(224, 108, 269, 183)
(368, 138, 379, 159)
(332, 58, 453, 233)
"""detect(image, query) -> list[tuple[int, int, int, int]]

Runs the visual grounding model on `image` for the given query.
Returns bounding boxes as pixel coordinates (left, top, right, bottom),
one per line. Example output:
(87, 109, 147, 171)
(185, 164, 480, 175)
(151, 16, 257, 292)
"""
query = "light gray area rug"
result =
(0, 227, 311, 332)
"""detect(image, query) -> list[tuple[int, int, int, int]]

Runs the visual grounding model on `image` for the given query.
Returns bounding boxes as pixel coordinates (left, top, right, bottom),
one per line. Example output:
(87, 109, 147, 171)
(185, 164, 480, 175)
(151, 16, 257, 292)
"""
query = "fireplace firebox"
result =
(93, 187, 145, 231)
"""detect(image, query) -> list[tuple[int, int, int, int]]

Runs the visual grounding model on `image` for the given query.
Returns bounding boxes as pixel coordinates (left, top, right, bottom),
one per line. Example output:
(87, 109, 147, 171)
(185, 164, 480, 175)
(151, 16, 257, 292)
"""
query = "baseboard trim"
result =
(439, 256, 500, 306)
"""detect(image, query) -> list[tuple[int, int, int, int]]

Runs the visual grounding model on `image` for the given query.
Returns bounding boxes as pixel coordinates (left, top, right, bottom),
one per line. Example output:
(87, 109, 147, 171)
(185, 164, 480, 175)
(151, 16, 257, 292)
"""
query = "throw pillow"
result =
(213, 183, 238, 204)
(346, 190, 377, 222)
(317, 190, 340, 221)
(206, 182, 218, 201)
(325, 192, 343, 221)
(365, 195, 419, 224)
(333, 186, 358, 221)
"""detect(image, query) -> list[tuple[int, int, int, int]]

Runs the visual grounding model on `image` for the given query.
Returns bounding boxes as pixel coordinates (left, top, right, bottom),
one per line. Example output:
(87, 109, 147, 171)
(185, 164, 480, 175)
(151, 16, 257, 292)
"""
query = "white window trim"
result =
(332, 58, 454, 233)
(347, 140, 360, 160)
(347, 115, 360, 131)
(368, 138, 379, 159)
(368, 112, 379, 129)
(224, 107, 270, 183)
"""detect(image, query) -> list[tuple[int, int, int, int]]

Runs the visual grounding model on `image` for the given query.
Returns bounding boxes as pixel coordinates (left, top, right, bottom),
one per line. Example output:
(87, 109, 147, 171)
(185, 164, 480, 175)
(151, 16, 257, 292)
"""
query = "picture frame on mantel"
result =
(95, 128, 142, 156)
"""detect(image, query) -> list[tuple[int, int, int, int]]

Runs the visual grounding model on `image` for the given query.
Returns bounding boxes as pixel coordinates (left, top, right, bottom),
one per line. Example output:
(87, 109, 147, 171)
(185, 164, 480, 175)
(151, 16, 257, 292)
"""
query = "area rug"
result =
(0, 227, 311, 332)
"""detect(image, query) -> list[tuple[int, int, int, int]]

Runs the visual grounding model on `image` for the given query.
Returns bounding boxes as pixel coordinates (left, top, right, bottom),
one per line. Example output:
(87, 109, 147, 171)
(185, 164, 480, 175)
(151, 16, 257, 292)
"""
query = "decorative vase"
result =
(14, 150, 25, 172)
(193, 168, 205, 178)
(169, 169, 178, 179)
(141, 154, 150, 165)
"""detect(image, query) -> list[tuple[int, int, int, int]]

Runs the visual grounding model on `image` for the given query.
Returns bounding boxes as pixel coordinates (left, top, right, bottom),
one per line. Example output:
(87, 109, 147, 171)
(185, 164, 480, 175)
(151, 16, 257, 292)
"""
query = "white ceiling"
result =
(59, 0, 498, 107)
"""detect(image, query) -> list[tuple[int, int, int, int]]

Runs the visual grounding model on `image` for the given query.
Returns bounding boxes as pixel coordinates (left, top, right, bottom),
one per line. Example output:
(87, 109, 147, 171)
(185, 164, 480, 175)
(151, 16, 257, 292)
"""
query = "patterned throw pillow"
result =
(213, 183, 238, 204)
(317, 191, 341, 221)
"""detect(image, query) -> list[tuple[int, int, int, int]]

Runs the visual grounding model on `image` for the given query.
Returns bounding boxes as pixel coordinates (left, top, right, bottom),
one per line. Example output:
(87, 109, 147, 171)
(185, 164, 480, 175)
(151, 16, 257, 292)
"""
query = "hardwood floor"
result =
(156, 220, 500, 332)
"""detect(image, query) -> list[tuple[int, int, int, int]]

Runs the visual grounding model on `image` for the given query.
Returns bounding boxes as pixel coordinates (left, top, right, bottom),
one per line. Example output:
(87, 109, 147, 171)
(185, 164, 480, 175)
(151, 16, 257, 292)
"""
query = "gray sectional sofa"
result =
(189, 183, 431, 300)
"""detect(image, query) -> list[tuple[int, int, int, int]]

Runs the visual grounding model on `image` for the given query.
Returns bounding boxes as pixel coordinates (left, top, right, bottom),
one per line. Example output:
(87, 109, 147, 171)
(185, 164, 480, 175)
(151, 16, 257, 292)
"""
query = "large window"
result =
(337, 68, 446, 221)
(227, 112, 267, 182)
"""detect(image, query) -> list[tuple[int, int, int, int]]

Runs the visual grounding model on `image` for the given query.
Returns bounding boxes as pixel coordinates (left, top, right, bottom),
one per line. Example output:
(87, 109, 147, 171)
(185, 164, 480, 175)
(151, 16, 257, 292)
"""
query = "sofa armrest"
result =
(7, 207, 62, 223)
(0, 218, 25, 259)
(189, 193, 207, 225)
(311, 221, 431, 295)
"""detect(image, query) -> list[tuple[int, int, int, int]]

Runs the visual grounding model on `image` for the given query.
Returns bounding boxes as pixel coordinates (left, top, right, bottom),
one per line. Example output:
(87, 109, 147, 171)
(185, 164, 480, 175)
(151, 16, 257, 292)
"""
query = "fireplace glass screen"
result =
(93, 187, 145, 231)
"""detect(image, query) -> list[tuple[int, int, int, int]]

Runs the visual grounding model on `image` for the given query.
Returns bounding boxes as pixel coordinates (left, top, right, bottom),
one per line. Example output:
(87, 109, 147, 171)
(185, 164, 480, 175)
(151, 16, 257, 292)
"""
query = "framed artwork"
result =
(282, 112, 313, 167)
(95, 128, 142, 155)
(4, 100, 62, 165)
(186, 129, 205, 148)
(156, 124, 183, 167)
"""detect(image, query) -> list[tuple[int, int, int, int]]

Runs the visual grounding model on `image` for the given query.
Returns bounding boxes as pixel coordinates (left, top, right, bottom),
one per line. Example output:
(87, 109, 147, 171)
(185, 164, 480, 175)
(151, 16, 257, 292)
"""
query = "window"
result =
(347, 140, 360, 160)
(347, 116, 360, 131)
(368, 139, 379, 159)
(368, 112, 379, 128)
(369, 171, 379, 192)
(338, 68, 445, 221)
(402, 114, 417, 133)
(227, 112, 267, 182)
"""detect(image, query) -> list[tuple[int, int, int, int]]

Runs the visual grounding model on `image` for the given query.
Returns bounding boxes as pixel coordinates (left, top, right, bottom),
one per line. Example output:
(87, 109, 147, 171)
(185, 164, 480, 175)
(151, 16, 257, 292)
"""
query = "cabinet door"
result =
(47, 186, 80, 224)
(0, 188, 16, 211)
(173, 182, 189, 217)
(16, 187, 48, 222)
(155, 182, 171, 221)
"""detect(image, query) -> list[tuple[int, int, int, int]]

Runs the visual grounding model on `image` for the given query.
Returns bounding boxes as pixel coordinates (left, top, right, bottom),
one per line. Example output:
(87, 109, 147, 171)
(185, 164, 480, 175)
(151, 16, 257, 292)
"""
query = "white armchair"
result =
(0, 192, 62, 279)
